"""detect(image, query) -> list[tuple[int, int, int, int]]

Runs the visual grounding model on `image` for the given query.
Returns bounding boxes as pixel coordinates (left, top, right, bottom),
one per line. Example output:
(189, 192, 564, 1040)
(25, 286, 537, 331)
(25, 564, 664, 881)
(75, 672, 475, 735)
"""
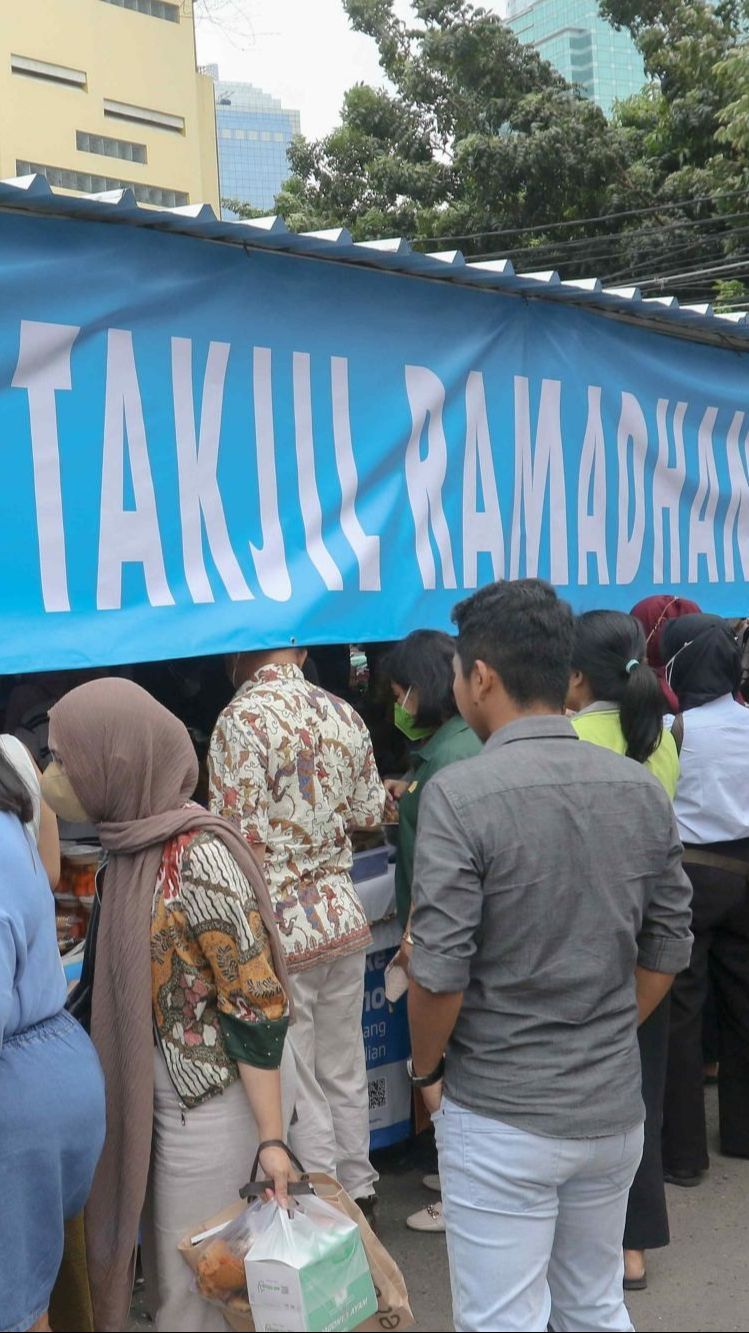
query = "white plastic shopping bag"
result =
(244, 1194, 378, 1332)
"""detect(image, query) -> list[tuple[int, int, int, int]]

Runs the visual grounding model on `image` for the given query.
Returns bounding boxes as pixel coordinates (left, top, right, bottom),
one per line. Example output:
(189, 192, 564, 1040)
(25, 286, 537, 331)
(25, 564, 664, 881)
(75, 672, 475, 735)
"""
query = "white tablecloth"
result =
(355, 861, 401, 951)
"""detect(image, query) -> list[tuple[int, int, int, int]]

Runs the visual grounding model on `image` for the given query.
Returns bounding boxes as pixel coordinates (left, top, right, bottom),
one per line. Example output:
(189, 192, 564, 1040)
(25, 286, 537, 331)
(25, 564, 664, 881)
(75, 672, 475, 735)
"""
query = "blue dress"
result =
(0, 811, 105, 1332)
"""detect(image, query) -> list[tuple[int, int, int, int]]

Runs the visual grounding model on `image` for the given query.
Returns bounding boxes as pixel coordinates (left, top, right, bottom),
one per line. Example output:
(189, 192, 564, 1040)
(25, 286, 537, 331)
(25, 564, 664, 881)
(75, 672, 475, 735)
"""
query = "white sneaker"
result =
(422, 1173, 441, 1193)
(406, 1201, 446, 1232)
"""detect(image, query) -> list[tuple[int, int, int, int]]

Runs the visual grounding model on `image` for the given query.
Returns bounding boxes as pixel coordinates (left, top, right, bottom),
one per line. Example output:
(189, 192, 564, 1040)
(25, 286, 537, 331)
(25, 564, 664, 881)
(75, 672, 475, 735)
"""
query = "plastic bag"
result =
(179, 1172, 413, 1332)
(245, 1195, 378, 1332)
(190, 1201, 273, 1313)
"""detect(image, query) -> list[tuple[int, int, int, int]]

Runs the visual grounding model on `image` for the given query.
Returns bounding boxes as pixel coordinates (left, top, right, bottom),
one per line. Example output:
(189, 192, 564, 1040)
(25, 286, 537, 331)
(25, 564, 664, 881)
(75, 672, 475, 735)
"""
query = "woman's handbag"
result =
(66, 879, 100, 1033)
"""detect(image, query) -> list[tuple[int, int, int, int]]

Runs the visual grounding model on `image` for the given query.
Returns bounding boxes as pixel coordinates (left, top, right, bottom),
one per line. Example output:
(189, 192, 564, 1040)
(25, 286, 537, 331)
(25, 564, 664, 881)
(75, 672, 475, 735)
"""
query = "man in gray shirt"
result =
(408, 579, 693, 1333)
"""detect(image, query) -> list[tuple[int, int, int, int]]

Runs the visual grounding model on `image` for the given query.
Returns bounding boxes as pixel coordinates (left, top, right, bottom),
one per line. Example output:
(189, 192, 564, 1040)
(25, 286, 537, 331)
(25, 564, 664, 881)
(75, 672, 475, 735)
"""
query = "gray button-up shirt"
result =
(410, 715, 693, 1139)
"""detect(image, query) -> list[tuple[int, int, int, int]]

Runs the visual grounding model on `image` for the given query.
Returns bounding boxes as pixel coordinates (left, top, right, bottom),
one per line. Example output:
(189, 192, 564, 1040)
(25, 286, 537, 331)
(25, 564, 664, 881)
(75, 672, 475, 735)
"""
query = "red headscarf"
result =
(630, 595, 702, 711)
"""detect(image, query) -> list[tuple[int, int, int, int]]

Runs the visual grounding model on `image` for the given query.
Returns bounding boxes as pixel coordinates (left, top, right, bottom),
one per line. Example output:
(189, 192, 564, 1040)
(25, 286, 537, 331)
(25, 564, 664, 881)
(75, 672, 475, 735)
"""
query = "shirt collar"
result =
(415, 713, 474, 760)
(242, 662, 305, 689)
(485, 713, 578, 750)
(575, 700, 620, 717)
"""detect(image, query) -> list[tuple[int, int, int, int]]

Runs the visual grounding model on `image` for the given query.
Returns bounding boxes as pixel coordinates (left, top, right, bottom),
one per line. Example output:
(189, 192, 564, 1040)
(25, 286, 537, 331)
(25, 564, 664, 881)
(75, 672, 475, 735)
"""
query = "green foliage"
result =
(715, 277, 749, 310)
(275, 1, 622, 251)
(269, 0, 749, 305)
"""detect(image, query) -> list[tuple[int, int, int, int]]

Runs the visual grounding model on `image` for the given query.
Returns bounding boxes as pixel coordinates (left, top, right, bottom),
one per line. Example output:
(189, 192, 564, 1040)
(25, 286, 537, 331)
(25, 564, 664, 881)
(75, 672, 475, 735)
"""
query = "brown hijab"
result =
(48, 677, 293, 1333)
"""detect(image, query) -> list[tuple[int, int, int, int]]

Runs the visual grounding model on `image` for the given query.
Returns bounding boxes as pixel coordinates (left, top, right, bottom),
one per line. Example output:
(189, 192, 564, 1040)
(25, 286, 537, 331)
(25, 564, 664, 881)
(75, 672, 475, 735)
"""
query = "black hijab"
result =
(661, 614, 741, 711)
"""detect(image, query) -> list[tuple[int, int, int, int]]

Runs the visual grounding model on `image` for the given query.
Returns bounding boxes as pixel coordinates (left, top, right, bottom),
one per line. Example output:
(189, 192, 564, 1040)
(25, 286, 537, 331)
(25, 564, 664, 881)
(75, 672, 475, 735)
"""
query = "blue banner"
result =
(1, 210, 748, 672)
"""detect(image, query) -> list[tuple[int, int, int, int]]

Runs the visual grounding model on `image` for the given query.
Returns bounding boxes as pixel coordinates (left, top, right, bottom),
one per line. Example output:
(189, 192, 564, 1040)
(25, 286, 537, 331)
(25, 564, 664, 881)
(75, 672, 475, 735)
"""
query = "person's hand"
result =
(383, 794, 399, 822)
(420, 1079, 443, 1116)
(384, 778, 408, 822)
(258, 1145, 298, 1209)
(392, 932, 413, 976)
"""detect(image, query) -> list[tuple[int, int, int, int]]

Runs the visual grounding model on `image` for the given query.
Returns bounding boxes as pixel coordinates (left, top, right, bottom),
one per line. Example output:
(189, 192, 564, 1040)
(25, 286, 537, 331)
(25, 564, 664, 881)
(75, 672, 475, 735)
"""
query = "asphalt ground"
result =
(131, 1087, 749, 1332)
(368, 1087, 749, 1333)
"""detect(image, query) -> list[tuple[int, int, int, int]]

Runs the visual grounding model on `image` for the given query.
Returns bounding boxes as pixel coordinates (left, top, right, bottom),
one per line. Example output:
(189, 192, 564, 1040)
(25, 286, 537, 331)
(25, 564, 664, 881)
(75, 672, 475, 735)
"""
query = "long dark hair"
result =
(0, 748, 34, 824)
(383, 630, 458, 729)
(572, 611, 664, 765)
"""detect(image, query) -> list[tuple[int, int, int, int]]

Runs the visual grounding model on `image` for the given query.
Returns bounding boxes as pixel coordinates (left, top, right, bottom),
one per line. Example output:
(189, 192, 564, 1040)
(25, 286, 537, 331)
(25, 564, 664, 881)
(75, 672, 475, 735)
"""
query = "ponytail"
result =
(619, 659, 664, 764)
(572, 610, 664, 765)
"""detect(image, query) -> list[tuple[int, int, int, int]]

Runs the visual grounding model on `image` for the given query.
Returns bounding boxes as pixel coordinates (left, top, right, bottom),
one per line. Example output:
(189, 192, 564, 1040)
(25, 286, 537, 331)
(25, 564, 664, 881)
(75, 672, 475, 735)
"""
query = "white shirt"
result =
(671, 694, 749, 844)
(0, 734, 41, 841)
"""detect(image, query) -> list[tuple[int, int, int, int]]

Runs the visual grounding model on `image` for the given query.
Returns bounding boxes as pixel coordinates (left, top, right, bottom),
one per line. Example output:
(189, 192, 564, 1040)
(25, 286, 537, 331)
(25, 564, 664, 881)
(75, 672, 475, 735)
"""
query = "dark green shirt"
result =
(395, 714, 482, 925)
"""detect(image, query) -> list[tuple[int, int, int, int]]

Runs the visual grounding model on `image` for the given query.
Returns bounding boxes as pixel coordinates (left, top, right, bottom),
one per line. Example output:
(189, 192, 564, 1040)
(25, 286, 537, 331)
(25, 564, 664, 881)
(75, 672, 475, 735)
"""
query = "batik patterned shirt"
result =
(151, 827, 288, 1108)
(208, 663, 386, 972)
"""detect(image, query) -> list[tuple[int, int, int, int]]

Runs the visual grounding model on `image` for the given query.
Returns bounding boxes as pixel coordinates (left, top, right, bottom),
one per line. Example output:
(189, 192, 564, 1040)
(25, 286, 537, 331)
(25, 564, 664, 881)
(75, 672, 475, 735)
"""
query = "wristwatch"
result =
(407, 1055, 445, 1088)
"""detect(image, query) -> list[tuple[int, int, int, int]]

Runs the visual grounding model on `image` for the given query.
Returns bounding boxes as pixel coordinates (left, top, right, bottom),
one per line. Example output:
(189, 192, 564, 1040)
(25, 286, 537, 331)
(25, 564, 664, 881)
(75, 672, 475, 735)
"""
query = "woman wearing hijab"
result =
(660, 614, 749, 1185)
(40, 679, 296, 1333)
(631, 595, 701, 713)
(0, 747, 104, 1333)
(567, 611, 680, 1292)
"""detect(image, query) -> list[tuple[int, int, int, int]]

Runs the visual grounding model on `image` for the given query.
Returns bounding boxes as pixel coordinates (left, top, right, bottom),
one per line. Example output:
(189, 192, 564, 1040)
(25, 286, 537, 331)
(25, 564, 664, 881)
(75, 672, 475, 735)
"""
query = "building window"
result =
(99, 0, 179, 21)
(16, 159, 188, 207)
(103, 99, 184, 132)
(11, 54, 86, 88)
(77, 130, 147, 164)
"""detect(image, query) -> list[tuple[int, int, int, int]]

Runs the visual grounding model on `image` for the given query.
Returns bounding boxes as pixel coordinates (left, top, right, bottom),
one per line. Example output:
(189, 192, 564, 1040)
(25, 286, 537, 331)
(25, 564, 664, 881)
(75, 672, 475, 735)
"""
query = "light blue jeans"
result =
(434, 1097, 645, 1333)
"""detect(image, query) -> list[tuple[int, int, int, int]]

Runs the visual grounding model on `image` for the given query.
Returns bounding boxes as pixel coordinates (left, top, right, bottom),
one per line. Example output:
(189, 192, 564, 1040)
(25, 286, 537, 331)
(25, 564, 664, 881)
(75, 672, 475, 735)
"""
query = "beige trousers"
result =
(141, 1048, 296, 1332)
(287, 949, 377, 1200)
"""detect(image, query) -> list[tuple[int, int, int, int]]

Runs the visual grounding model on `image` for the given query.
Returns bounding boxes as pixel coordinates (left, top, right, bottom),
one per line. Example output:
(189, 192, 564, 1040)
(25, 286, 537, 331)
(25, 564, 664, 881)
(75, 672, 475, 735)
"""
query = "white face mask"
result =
(664, 640, 693, 692)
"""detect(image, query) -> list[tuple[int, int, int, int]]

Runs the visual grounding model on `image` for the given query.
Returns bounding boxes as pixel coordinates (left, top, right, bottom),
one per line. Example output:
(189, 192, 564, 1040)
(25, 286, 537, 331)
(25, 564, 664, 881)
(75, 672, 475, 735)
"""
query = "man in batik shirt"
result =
(209, 647, 386, 1211)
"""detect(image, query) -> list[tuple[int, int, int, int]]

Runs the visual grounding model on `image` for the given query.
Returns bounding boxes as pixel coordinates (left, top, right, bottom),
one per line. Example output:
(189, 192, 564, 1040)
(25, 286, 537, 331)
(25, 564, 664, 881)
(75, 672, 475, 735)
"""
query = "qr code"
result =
(368, 1076, 388, 1110)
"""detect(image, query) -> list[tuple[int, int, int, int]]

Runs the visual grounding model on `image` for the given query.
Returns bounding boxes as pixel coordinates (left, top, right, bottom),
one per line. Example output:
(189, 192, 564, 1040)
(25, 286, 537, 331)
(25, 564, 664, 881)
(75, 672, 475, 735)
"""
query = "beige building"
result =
(0, 0, 219, 210)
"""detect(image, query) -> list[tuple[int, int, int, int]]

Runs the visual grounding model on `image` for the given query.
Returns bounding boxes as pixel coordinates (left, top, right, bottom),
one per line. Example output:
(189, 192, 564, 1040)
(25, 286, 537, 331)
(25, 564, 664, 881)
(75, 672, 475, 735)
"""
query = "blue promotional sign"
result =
(1, 209, 748, 672)
(363, 948, 411, 1150)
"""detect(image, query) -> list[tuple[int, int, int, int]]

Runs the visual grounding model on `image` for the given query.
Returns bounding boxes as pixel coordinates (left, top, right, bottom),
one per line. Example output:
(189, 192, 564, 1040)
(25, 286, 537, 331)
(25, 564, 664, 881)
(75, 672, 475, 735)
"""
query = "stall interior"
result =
(0, 645, 407, 963)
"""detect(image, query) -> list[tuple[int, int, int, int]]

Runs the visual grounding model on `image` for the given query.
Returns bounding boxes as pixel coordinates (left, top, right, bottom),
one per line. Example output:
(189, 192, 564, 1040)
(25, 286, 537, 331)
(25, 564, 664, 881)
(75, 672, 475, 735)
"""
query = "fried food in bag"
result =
(192, 1207, 263, 1310)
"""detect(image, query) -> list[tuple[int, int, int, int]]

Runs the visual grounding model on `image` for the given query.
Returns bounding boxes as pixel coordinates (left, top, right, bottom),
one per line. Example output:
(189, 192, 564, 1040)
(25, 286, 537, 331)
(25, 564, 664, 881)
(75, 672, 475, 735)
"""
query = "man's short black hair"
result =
(452, 579, 574, 710)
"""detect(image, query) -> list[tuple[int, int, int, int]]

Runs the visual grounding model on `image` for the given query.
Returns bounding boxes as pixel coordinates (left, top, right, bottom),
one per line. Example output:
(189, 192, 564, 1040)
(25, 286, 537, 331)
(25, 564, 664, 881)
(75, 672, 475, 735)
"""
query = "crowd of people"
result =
(1, 581, 748, 1333)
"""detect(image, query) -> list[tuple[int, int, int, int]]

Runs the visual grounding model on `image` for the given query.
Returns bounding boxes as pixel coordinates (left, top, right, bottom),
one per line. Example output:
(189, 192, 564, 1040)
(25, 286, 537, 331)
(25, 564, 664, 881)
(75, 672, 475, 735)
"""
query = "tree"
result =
(276, 1, 625, 257)
(272, 0, 749, 305)
(600, 0, 749, 302)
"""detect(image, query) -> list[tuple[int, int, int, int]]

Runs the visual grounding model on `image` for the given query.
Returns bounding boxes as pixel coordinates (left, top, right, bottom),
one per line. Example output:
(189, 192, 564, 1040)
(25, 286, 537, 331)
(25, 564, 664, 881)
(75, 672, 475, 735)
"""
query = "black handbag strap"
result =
(671, 712, 684, 755)
(65, 875, 102, 1033)
(240, 1142, 311, 1199)
(250, 1141, 305, 1181)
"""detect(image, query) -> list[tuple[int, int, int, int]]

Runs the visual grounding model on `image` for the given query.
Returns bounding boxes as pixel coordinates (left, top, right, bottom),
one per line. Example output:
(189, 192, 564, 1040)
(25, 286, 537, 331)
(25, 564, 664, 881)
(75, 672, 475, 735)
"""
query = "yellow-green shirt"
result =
(572, 705, 679, 799)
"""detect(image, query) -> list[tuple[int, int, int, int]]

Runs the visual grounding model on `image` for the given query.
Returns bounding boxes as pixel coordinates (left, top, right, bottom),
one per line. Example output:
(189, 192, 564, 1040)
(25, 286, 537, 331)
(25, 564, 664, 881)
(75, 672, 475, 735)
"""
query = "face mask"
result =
(40, 761, 91, 825)
(664, 640, 693, 692)
(394, 689, 433, 742)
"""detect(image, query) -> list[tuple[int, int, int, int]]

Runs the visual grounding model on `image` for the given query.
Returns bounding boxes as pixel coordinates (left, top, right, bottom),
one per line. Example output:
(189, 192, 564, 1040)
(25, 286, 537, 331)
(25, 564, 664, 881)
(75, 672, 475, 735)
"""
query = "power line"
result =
(598, 228, 749, 286)
(466, 212, 749, 268)
(636, 257, 749, 287)
(409, 187, 749, 249)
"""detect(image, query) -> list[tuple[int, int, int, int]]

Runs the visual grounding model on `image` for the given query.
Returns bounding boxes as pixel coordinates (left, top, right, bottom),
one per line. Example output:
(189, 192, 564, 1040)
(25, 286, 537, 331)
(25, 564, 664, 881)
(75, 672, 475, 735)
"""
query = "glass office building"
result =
(207, 68, 301, 213)
(505, 0, 646, 116)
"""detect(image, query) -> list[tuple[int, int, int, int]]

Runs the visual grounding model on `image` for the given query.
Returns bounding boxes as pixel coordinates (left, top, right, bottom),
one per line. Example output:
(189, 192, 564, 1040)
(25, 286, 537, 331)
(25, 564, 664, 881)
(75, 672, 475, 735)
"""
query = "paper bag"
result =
(300, 1175, 413, 1333)
(178, 1172, 413, 1333)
